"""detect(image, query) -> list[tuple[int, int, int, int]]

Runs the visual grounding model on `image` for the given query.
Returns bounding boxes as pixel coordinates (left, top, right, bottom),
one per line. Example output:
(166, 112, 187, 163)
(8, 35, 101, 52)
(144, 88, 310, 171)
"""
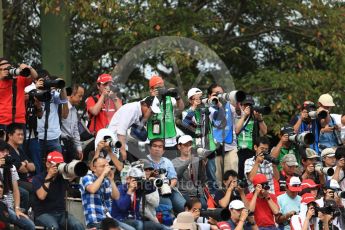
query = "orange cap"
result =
(149, 75, 164, 88)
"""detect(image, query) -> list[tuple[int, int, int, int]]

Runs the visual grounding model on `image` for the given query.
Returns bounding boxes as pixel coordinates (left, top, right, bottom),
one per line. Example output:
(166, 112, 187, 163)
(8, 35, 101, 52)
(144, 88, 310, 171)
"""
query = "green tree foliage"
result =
(2, 0, 345, 132)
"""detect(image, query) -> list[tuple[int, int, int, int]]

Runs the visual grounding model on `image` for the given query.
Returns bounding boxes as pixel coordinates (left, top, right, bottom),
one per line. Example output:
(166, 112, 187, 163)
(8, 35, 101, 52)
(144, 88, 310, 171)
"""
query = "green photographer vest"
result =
(193, 108, 216, 151)
(147, 96, 177, 140)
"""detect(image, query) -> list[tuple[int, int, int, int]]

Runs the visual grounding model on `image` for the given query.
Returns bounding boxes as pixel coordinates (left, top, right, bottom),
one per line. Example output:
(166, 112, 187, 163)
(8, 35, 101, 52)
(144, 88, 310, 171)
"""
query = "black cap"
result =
(241, 95, 254, 105)
(280, 124, 294, 135)
(0, 140, 10, 152)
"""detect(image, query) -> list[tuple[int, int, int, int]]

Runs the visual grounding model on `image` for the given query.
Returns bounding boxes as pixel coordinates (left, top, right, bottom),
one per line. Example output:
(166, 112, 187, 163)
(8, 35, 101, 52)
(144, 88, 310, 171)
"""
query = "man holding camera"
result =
(300, 148, 325, 187)
(147, 75, 184, 156)
(146, 138, 186, 213)
(111, 167, 169, 230)
(0, 140, 35, 230)
(61, 84, 85, 162)
(81, 156, 135, 230)
(277, 154, 299, 194)
(318, 93, 340, 150)
(207, 84, 238, 184)
(271, 125, 301, 171)
(276, 176, 302, 230)
(32, 151, 84, 229)
(0, 57, 38, 130)
(214, 170, 248, 209)
(181, 88, 217, 194)
(86, 73, 122, 135)
(172, 135, 207, 207)
(236, 95, 268, 180)
(246, 174, 280, 229)
(331, 147, 345, 190)
(244, 136, 279, 194)
(35, 74, 68, 158)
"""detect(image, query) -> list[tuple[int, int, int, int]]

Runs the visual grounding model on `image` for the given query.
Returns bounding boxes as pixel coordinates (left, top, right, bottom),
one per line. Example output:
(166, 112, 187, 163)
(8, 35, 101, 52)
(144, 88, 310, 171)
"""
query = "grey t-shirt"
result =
(172, 156, 205, 196)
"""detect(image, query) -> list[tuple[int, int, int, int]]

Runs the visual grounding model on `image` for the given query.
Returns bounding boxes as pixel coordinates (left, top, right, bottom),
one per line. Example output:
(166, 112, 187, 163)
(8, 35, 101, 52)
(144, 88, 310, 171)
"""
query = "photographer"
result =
(108, 96, 161, 161)
(236, 95, 268, 180)
(277, 154, 299, 194)
(0, 57, 38, 130)
(246, 174, 280, 229)
(244, 136, 279, 194)
(61, 84, 85, 162)
(321, 149, 336, 180)
(36, 74, 68, 158)
(207, 84, 238, 183)
(331, 147, 345, 190)
(300, 148, 325, 187)
(271, 125, 301, 171)
(290, 193, 319, 230)
(214, 170, 248, 209)
(32, 151, 84, 229)
(0, 140, 35, 230)
(318, 94, 340, 150)
(181, 88, 217, 194)
(183, 197, 219, 230)
(172, 135, 207, 208)
(146, 138, 186, 213)
(221, 200, 257, 230)
(80, 156, 135, 230)
(276, 177, 302, 230)
(86, 73, 122, 135)
(111, 167, 169, 230)
(147, 75, 184, 154)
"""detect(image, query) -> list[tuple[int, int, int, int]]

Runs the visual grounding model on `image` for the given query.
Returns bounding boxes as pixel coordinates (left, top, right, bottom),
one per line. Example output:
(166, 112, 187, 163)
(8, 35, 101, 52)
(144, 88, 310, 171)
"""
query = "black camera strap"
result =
(11, 78, 17, 123)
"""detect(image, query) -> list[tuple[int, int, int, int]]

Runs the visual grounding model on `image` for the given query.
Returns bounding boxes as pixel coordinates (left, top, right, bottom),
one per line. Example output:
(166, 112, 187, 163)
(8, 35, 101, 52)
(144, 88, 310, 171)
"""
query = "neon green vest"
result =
(193, 108, 216, 151)
(147, 96, 177, 140)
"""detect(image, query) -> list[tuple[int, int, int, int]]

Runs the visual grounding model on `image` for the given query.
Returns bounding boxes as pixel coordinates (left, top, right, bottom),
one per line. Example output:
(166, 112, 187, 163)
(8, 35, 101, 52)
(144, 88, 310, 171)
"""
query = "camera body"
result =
(157, 88, 178, 98)
(156, 168, 172, 196)
(28, 89, 52, 102)
(1, 155, 15, 168)
(238, 179, 248, 189)
(250, 106, 271, 115)
(258, 151, 280, 165)
(103, 136, 122, 149)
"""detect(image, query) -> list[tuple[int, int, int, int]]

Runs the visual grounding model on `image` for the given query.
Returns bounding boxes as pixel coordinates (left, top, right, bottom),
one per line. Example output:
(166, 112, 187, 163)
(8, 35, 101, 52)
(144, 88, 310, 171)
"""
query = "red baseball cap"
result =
(47, 151, 64, 164)
(301, 179, 320, 190)
(97, 74, 112, 84)
(149, 75, 164, 88)
(301, 193, 316, 204)
(253, 174, 268, 186)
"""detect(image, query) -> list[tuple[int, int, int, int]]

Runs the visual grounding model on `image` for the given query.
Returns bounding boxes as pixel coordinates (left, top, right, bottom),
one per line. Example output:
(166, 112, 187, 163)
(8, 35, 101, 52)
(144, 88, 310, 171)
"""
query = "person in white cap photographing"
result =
(318, 93, 340, 150)
(181, 88, 217, 195)
(108, 96, 161, 161)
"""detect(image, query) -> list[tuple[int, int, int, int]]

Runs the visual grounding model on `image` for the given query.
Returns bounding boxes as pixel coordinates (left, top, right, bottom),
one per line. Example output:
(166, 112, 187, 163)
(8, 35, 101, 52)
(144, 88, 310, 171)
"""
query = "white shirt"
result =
(108, 101, 142, 136)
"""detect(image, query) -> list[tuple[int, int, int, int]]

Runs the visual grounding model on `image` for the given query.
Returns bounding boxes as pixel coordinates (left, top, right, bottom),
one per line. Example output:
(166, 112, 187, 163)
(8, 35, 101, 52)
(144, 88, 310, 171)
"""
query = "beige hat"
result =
(171, 212, 197, 230)
(321, 148, 336, 158)
(318, 94, 335, 107)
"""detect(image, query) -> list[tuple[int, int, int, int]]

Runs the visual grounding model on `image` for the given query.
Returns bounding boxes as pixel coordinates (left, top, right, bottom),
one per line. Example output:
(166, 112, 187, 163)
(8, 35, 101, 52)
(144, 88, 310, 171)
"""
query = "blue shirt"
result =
(147, 155, 177, 179)
(37, 90, 68, 140)
(111, 184, 141, 221)
(80, 173, 112, 225)
(277, 193, 301, 230)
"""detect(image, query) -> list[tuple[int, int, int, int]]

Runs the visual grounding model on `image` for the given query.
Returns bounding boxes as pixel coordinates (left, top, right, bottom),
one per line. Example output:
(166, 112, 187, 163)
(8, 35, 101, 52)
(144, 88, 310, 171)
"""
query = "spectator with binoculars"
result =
(32, 151, 84, 229)
(214, 170, 248, 209)
(245, 136, 279, 194)
(236, 95, 268, 180)
(246, 174, 280, 230)
(0, 57, 38, 131)
(0, 140, 35, 230)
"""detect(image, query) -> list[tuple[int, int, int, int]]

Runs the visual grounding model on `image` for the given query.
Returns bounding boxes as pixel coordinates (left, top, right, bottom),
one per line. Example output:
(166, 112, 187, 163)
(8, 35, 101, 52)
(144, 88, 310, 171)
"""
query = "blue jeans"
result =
(159, 189, 186, 213)
(39, 138, 62, 157)
(125, 219, 170, 230)
(35, 212, 84, 230)
(26, 137, 42, 173)
(8, 208, 35, 230)
(206, 157, 218, 194)
(19, 186, 29, 212)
